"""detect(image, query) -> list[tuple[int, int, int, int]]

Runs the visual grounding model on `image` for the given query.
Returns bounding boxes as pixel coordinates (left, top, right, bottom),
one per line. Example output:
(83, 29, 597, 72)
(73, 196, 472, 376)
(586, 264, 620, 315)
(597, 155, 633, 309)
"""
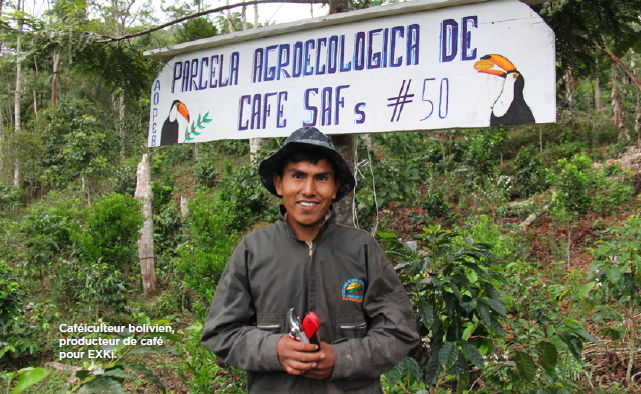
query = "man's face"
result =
(273, 159, 340, 231)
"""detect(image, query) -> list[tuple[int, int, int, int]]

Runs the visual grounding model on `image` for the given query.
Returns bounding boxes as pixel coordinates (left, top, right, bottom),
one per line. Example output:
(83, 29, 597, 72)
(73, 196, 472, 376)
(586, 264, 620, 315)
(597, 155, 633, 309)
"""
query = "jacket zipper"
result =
(305, 241, 314, 313)
(340, 322, 367, 330)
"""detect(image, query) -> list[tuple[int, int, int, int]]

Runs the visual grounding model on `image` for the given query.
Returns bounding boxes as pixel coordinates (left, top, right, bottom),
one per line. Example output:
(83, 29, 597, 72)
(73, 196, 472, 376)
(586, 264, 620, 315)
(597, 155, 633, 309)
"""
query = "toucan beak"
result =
(474, 54, 517, 77)
(177, 102, 190, 122)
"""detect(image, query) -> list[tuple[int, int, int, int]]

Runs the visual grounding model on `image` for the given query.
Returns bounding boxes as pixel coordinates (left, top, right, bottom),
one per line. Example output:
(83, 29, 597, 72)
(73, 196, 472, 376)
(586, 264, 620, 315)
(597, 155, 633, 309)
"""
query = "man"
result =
(201, 127, 418, 393)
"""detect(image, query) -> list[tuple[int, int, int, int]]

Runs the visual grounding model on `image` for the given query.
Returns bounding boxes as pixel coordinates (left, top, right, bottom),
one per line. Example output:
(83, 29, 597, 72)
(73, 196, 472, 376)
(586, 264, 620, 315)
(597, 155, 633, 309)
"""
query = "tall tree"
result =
(13, 0, 23, 188)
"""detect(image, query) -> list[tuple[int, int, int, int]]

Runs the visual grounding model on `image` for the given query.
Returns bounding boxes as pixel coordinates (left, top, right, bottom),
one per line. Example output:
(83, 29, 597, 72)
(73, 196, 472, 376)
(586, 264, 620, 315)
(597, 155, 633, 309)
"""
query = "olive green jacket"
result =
(201, 210, 419, 393)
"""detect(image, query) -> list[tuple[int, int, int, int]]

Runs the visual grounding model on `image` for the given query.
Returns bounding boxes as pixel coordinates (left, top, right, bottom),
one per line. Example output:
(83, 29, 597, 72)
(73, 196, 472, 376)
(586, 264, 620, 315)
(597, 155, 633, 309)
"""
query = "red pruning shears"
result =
(287, 308, 320, 344)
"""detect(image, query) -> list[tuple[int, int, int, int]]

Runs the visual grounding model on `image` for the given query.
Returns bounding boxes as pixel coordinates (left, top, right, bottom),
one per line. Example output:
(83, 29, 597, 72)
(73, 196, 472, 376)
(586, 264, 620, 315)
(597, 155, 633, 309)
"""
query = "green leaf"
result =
(122, 362, 166, 393)
(514, 351, 537, 381)
(424, 352, 441, 386)
(203, 118, 212, 123)
(10, 368, 50, 394)
(78, 376, 126, 393)
(480, 297, 506, 316)
(578, 281, 596, 298)
(606, 267, 623, 287)
(537, 341, 558, 376)
(460, 341, 484, 368)
(384, 356, 421, 385)
(575, 329, 597, 343)
(438, 342, 458, 369)
(559, 333, 583, 361)
(420, 304, 434, 327)
(103, 368, 131, 379)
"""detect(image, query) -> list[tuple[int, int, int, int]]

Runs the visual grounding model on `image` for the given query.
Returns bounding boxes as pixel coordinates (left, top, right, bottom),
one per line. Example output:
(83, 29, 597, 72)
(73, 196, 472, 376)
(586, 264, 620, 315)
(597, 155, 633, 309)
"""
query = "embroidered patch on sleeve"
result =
(342, 278, 365, 302)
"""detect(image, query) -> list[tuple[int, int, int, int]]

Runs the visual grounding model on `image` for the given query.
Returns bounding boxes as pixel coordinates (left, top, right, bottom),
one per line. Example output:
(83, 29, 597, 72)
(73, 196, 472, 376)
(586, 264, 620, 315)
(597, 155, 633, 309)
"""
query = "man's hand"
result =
(277, 334, 324, 376)
(304, 341, 335, 380)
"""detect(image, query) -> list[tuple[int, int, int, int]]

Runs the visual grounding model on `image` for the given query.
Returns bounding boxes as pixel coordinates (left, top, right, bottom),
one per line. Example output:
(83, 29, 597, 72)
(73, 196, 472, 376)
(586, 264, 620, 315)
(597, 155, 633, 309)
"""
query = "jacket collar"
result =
(278, 205, 336, 242)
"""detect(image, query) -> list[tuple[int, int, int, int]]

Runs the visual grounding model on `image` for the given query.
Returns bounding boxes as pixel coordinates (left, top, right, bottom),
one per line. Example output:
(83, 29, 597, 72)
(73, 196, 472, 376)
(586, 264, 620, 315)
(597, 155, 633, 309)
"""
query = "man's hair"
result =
(275, 147, 339, 178)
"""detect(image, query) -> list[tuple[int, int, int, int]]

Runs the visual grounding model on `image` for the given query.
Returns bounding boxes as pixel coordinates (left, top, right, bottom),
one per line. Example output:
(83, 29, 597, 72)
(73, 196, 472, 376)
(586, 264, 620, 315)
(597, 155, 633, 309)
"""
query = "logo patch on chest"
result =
(342, 279, 365, 302)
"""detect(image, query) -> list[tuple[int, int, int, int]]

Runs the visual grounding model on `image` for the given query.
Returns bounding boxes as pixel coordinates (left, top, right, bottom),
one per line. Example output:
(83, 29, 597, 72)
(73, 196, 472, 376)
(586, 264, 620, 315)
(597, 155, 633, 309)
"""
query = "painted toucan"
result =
(160, 100, 190, 146)
(474, 54, 535, 126)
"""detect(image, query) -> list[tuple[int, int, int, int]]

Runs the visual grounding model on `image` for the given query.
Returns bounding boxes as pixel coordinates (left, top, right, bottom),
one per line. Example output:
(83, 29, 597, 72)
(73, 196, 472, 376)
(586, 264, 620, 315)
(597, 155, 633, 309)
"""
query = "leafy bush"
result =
(176, 190, 239, 304)
(510, 146, 549, 199)
(77, 193, 143, 273)
(0, 261, 41, 361)
(550, 154, 634, 216)
(462, 128, 506, 175)
(111, 161, 138, 196)
(217, 162, 277, 230)
(589, 215, 641, 383)
(381, 225, 507, 388)
(0, 183, 23, 214)
(40, 99, 117, 190)
(20, 209, 77, 282)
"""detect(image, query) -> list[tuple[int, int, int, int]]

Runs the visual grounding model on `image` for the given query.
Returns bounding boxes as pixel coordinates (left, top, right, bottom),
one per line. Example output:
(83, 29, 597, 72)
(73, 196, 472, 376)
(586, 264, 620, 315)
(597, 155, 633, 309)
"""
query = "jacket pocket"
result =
(334, 313, 367, 341)
(256, 312, 283, 333)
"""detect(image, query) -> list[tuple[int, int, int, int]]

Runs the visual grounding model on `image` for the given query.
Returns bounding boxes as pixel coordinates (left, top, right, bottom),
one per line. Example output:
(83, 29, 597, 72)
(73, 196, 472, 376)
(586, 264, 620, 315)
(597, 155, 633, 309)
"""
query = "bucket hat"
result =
(258, 127, 356, 202)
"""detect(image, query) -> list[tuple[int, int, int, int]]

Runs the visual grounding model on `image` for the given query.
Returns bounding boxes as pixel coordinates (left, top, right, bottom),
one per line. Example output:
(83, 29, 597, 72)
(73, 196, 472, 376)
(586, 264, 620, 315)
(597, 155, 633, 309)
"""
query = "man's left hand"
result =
(304, 341, 335, 380)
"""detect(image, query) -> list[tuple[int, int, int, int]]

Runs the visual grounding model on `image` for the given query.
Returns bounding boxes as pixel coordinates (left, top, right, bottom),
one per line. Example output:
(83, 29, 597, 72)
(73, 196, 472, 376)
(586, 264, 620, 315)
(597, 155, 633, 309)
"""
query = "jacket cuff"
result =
(264, 333, 283, 371)
(329, 341, 351, 380)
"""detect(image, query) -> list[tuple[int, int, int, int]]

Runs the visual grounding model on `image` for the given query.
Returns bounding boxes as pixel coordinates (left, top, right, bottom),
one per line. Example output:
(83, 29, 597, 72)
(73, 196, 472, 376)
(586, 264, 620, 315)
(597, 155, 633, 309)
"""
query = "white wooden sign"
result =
(147, 0, 554, 146)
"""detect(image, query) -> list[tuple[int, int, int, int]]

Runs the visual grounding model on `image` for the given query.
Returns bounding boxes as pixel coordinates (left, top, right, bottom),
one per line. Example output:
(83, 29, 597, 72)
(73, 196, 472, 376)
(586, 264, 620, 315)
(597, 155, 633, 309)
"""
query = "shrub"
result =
(0, 183, 23, 214)
(217, 162, 277, 230)
(77, 193, 143, 273)
(176, 190, 239, 304)
(510, 146, 548, 199)
(589, 215, 641, 383)
(20, 209, 77, 282)
(0, 261, 41, 361)
(381, 225, 507, 388)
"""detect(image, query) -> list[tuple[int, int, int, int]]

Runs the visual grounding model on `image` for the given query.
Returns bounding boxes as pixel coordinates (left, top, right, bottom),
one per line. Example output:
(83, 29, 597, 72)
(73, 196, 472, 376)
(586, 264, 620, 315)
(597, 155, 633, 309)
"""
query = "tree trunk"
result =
(331, 134, 356, 227)
(0, 0, 4, 54)
(241, 4, 247, 31)
(626, 262, 636, 383)
(328, 0, 355, 227)
(51, 50, 60, 107)
(13, 0, 22, 188)
(611, 65, 629, 142)
(564, 68, 575, 107)
(134, 153, 159, 298)
(249, 138, 262, 163)
(248, 7, 263, 160)
(118, 91, 126, 159)
(594, 76, 602, 111)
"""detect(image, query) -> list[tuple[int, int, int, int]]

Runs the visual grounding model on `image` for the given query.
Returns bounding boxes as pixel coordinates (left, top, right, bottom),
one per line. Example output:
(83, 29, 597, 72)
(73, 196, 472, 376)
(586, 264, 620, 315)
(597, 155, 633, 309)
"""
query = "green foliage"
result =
(590, 215, 641, 305)
(1, 367, 51, 394)
(216, 162, 278, 230)
(589, 215, 641, 372)
(0, 261, 41, 361)
(56, 315, 169, 393)
(77, 193, 143, 272)
(510, 146, 549, 199)
(174, 322, 245, 393)
(550, 154, 634, 217)
(176, 190, 239, 304)
(536, 0, 641, 76)
(0, 184, 23, 214)
(463, 128, 506, 175)
(110, 161, 138, 196)
(382, 225, 506, 387)
(40, 99, 118, 190)
(20, 208, 77, 280)
(175, 17, 218, 44)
